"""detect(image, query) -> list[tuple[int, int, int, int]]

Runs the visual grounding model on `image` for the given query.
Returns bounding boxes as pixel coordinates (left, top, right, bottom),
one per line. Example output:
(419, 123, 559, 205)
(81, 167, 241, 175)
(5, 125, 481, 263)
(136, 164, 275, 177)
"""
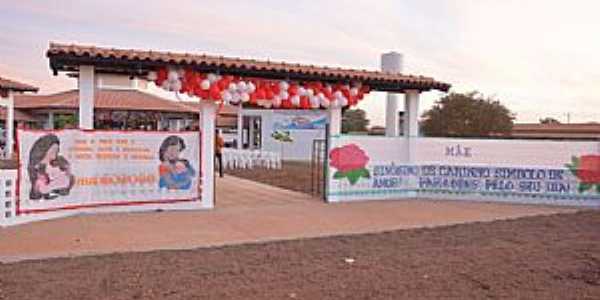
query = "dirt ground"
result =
(225, 160, 321, 195)
(1, 210, 598, 300)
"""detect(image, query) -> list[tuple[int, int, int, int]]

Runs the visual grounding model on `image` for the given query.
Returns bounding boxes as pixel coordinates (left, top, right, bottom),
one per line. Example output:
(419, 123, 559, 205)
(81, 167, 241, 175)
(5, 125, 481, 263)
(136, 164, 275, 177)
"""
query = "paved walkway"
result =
(0, 176, 578, 262)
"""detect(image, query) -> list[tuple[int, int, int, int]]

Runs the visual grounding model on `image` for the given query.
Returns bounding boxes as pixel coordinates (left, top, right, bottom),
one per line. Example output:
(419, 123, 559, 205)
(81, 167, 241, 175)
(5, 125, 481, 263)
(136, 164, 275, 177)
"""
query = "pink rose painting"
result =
(329, 144, 370, 185)
(566, 154, 600, 193)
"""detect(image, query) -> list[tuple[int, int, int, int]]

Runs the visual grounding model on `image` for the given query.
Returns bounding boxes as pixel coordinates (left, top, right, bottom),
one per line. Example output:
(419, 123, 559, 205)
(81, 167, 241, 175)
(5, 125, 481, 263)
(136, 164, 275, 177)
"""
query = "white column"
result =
(404, 90, 420, 164)
(236, 107, 243, 149)
(5, 91, 14, 157)
(381, 52, 403, 137)
(248, 117, 255, 149)
(404, 90, 420, 137)
(200, 102, 217, 208)
(47, 112, 55, 130)
(328, 107, 342, 136)
(79, 65, 95, 129)
(385, 94, 399, 136)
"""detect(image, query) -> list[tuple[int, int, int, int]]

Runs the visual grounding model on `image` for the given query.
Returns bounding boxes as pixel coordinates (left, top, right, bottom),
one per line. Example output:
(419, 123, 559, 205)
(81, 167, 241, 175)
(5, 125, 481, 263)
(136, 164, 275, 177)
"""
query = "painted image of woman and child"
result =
(158, 136, 196, 190)
(27, 134, 75, 200)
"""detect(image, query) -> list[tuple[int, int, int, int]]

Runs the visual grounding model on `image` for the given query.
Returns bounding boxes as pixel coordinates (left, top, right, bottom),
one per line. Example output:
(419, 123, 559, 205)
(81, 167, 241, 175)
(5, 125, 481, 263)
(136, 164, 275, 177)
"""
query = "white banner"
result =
(17, 130, 201, 214)
(327, 136, 600, 206)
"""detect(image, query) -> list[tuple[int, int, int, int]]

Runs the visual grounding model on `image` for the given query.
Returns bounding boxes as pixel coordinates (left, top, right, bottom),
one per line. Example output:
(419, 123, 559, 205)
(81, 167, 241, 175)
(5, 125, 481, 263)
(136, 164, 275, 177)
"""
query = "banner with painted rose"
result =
(327, 136, 600, 206)
(17, 129, 201, 215)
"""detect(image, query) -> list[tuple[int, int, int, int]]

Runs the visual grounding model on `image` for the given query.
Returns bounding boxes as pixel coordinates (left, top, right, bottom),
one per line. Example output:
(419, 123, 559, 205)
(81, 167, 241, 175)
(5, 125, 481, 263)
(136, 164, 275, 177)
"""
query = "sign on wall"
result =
(272, 111, 326, 130)
(17, 129, 201, 215)
(327, 136, 600, 206)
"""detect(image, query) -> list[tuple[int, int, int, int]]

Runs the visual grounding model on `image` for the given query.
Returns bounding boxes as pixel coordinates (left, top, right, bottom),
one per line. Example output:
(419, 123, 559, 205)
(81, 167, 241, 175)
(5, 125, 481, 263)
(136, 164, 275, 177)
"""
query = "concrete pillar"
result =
(403, 90, 420, 137)
(328, 107, 342, 136)
(47, 112, 55, 130)
(237, 107, 243, 149)
(381, 52, 403, 137)
(200, 102, 217, 208)
(404, 90, 420, 164)
(79, 65, 95, 129)
(5, 92, 14, 157)
(385, 94, 399, 137)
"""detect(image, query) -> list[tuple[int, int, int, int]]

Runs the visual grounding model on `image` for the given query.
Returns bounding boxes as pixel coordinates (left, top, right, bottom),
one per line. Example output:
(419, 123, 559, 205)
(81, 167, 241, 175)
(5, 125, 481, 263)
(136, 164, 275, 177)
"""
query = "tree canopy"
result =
(539, 117, 561, 124)
(342, 108, 369, 133)
(421, 92, 515, 137)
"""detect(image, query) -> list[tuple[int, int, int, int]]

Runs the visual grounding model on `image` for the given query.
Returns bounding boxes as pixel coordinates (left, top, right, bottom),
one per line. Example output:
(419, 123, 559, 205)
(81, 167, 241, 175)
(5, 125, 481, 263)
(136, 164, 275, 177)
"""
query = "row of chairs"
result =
(222, 149, 282, 169)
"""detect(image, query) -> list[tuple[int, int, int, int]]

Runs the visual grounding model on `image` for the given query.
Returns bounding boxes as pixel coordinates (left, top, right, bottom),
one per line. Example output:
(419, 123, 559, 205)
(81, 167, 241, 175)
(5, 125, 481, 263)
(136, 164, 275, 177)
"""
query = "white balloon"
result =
(273, 95, 282, 108)
(172, 81, 182, 92)
(307, 89, 314, 97)
(320, 97, 330, 108)
(200, 79, 210, 90)
(228, 82, 237, 91)
(334, 91, 343, 99)
(290, 95, 300, 106)
(279, 81, 289, 91)
(222, 91, 233, 103)
(231, 92, 241, 104)
(176, 69, 185, 78)
(206, 73, 216, 83)
(310, 96, 320, 108)
(247, 82, 256, 93)
(339, 96, 349, 106)
(331, 99, 340, 108)
(279, 91, 289, 100)
(147, 71, 157, 81)
(168, 70, 179, 82)
(325, 85, 332, 93)
(317, 92, 325, 101)
(237, 81, 247, 92)
(298, 87, 306, 96)
(241, 92, 250, 102)
(350, 87, 359, 96)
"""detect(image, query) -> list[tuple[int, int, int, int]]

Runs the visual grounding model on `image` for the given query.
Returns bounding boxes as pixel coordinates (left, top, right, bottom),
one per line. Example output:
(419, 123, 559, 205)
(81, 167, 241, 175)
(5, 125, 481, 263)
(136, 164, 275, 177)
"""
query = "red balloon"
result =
(265, 89, 275, 100)
(323, 89, 333, 99)
(342, 88, 350, 98)
(197, 89, 209, 99)
(300, 96, 310, 109)
(256, 88, 266, 99)
(348, 95, 357, 106)
(249, 93, 257, 104)
(281, 99, 292, 109)
(288, 84, 298, 96)
(271, 83, 280, 95)
(209, 85, 222, 100)
(156, 68, 168, 85)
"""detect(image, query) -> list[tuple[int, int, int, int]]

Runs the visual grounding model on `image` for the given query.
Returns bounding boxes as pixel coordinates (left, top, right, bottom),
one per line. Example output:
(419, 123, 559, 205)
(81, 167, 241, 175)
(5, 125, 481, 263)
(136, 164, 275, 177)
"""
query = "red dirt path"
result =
(1, 210, 599, 299)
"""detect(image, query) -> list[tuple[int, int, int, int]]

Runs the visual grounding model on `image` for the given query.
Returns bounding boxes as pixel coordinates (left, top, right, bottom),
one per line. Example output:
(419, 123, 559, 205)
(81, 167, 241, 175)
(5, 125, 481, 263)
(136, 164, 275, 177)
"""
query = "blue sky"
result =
(1, 0, 599, 125)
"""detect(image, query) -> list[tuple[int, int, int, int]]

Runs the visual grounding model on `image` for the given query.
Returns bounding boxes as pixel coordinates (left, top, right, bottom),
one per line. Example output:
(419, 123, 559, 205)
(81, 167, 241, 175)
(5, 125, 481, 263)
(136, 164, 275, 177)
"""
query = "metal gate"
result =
(310, 125, 329, 201)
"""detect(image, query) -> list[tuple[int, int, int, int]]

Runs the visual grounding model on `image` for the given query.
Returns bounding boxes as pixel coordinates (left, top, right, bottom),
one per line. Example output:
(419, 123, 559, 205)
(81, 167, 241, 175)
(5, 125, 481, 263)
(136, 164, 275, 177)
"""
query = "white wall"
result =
(242, 109, 326, 161)
(327, 136, 600, 206)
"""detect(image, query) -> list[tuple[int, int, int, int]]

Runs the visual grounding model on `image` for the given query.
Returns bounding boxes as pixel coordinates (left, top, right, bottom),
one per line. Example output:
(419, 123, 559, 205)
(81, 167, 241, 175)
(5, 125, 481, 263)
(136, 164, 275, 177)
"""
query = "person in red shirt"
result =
(215, 130, 225, 178)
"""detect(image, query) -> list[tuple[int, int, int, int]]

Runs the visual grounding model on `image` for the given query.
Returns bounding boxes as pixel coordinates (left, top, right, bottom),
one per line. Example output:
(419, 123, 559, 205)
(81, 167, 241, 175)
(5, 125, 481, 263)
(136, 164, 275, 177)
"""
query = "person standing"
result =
(215, 130, 225, 178)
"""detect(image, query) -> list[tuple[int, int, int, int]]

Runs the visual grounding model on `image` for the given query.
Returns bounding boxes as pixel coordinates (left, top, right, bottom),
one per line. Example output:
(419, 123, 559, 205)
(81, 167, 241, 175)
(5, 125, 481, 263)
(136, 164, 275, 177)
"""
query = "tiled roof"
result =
(511, 123, 600, 139)
(47, 43, 451, 92)
(0, 76, 38, 92)
(14, 89, 200, 114)
(0, 107, 38, 122)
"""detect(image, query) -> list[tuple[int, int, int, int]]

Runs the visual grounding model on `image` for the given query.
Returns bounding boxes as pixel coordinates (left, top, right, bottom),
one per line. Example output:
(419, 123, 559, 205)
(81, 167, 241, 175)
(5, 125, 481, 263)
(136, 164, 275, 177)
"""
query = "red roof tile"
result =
(47, 43, 451, 92)
(14, 89, 200, 114)
(0, 76, 38, 93)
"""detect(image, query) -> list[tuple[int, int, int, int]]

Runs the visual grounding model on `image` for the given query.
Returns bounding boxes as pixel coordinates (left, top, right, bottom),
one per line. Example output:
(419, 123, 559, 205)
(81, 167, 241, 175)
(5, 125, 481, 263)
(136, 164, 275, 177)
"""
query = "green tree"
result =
(421, 92, 515, 137)
(342, 108, 369, 133)
(539, 117, 561, 124)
